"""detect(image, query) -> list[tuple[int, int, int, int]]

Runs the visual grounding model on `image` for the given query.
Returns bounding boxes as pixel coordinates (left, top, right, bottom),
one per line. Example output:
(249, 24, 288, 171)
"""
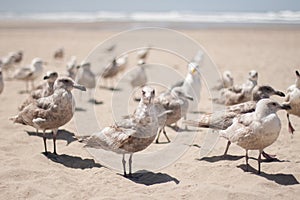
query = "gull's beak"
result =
(281, 104, 291, 110)
(191, 67, 196, 74)
(73, 84, 86, 91)
(43, 75, 49, 80)
(275, 90, 285, 97)
(296, 70, 300, 77)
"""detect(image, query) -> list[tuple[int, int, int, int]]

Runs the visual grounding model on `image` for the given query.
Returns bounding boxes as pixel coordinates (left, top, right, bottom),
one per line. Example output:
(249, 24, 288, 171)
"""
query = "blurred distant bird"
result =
(1, 52, 16, 77)
(10, 77, 86, 155)
(100, 58, 120, 89)
(76, 62, 96, 100)
(213, 70, 258, 105)
(154, 86, 193, 143)
(13, 50, 23, 65)
(130, 60, 147, 100)
(283, 70, 300, 134)
(66, 56, 78, 80)
(137, 46, 151, 61)
(116, 54, 129, 74)
(53, 47, 64, 60)
(19, 71, 58, 111)
(213, 70, 234, 90)
(13, 57, 44, 92)
(105, 44, 116, 53)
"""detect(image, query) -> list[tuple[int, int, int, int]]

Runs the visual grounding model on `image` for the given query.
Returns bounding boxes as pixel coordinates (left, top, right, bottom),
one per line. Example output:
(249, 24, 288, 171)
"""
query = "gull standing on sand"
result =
(76, 62, 96, 99)
(18, 71, 58, 111)
(66, 56, 78, 80)
(10, 77, 86, 154)
(1, 52, 16, 77)
(283, 70, 300, 133)
(0, 69, 4, 94)
(214, 70, 258, 105)
(154, 86, 193, 143)
(100, 58, 120, 89)
(53, 47, 64, 60)
(219, 99, 290, 174)
(213, 70, 234, 90)
(13, 57, 44, 92)
(116, 54, 129, 74)
(130, 60, 147, 100)
(184, 85, 286, 160)
(137, 46, 151, 62)
(81, 86, 159, 176)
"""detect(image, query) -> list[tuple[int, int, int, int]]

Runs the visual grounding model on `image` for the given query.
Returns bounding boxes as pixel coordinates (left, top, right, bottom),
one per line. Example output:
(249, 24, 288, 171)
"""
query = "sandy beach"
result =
(0, 21, 300, 199)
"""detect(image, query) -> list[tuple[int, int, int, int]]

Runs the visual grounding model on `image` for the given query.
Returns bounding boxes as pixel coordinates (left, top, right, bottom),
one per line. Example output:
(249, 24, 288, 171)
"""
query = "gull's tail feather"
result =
(183, 114, 211, 128)
(9, 115, 26, 125)
(76, 135, 91, 143)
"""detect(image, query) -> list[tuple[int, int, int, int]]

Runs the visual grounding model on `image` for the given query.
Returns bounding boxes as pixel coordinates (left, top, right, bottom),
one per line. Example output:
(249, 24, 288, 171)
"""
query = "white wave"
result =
(1, 10, 300, 24)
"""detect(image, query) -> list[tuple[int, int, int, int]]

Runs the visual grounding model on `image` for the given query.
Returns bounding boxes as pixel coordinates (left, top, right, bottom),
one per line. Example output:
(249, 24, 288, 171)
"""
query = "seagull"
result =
(213, 70, 234, 90)
(283, 70, 300, 133)
(66, 56, 78, 80)
(53, 47, 64, 60)
(19, 71, 58, 111)
(213, 70, 258, 105)
(130, 60, 147, 100)
(116, 54, 129, 74)
(100, 58, 120, 89)
(13, 57, 44, 92)
(80, 86, 159, 176)
(76, 62, 96, 90)
(137, 46, 151, 61)
(154, 86, 193, 143)
(0, 69, 4, 94)
(219, 99, 290, 174)
(170, 62, 201, 112)
(1, 52, 16, 77)
(10, 77, 86, 155)
(13, 50, 23, 65)
(184, 85, 286, 160)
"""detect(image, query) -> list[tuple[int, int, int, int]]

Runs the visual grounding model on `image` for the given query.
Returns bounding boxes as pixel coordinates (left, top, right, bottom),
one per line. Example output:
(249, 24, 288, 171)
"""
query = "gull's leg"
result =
(163, 127, 171, 143)
(155, 127, 163, 143)
(31, 80, 35, 90)
(258, 150, 262, 174)
(25, 81, 29, 92)
(287, 113, 295, 134)
(128, 154, 133, 176)
(223, 141, 231, 156)
(52, 128, 58, 155)
(245, 150, 249, 172)
(43, 130, 48, 154)
(122, 154, 127, 176)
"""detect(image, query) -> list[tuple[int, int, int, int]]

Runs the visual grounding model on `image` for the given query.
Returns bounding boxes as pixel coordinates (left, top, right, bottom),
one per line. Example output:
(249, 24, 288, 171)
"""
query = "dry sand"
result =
(0, 21, 300, 199)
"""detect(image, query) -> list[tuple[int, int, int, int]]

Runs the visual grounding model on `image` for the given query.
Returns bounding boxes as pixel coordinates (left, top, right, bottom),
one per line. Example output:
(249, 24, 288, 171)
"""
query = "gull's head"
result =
(43, 71, 58, 83)
(141, 86, 155, 104)
(248, 70, 258, 81)
(171, 87, 193, 101)
(137, 59, 146, 65)
(188, 62, 200, 75)
(256, 99, 291, 116)
(54, 77, 86, 92)
(252, 85, 285, 101)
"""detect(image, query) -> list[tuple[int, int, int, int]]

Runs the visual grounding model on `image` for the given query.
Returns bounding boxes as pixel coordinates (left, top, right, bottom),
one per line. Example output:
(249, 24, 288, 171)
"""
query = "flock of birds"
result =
(0, 46, 299, 176)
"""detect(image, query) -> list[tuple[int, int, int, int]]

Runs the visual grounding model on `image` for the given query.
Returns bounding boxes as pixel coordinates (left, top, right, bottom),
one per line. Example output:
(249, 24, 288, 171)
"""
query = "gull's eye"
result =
(152, 90, 155, 95)
(272, 102, 277, 106)
(142, 90, 146, 95)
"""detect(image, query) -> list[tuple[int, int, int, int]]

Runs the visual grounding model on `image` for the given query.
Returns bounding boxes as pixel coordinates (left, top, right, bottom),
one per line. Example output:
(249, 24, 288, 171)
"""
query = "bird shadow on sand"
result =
(26, 129, 78, 145)
(43, 152, 102, 169)
(198, 154, 244, 162)
(237, 164, 299, 186)
(18, 90, 30, 94)
(99, 85, 122, 91)
(75, 107, 87, 112)
(118, 170, 180, 186)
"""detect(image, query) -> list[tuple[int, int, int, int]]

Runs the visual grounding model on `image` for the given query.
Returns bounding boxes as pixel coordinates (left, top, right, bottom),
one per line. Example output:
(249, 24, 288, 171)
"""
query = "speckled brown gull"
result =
(213, 70, 234, 90)
(10, 77, 86, 155)
(283, 70, 300, 134)
(154, 86, 193, 143)
(184, 85, 285, 160)
(214, 70, 258, 105)
(81, 86, 159, 176)
(219, 99, 290, 174)
(19, 71, 58, 111)
(13, 57, 44, 92)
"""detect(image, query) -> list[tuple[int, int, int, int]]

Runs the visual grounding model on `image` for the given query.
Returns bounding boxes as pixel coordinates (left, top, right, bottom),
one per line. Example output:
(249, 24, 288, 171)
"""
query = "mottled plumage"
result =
(10, 77, 86, 154)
